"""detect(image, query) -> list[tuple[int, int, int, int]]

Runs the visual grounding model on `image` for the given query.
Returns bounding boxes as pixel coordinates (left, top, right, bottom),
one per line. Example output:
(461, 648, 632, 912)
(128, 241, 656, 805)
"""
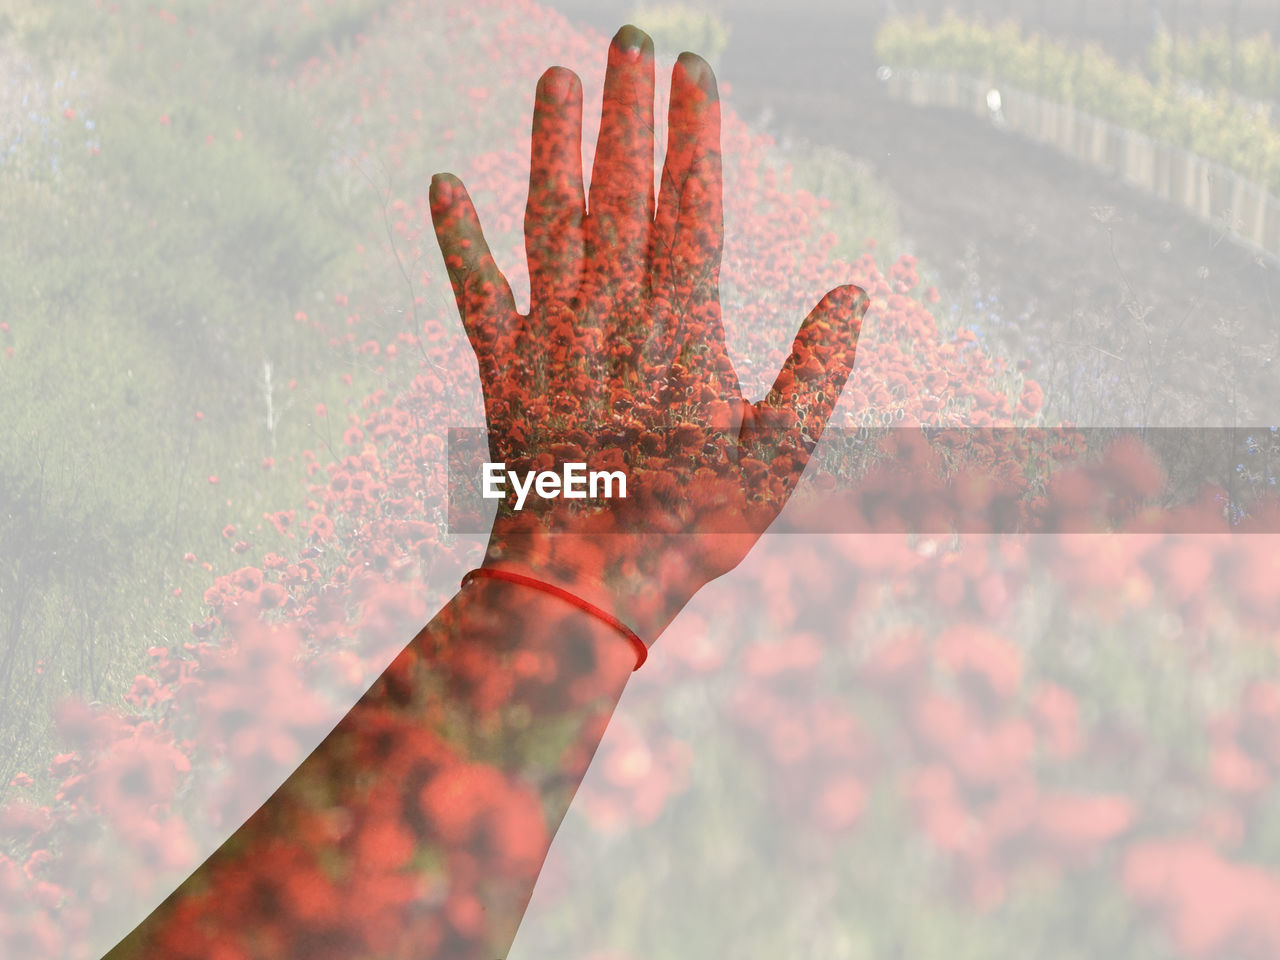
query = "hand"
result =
(431, 24, 868, 646)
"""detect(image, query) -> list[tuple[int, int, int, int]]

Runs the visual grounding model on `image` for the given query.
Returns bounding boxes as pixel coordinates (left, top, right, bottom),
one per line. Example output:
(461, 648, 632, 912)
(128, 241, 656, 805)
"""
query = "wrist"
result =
(462, 566, 648, 670)
(445, 571, 636, 713)
(480, 529, 678, 647)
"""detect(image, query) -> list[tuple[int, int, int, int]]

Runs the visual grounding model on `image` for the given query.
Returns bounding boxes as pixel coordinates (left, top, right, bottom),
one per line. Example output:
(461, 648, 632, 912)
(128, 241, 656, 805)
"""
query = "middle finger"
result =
(585, 24, 656, 305)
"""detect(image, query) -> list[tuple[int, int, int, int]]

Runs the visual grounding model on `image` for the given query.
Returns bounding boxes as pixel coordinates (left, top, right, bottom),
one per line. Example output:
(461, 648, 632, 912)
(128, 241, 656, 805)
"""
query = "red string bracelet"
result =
(460, 567, 647, 671)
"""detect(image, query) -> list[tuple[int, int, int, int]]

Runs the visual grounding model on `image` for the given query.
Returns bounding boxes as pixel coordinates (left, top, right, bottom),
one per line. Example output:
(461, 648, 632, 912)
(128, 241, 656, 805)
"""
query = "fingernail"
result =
(544, 68, 575, 105)
(431, 174, 453, 208)
(614, 24, 647, 61)
(677, 52, 711, 88)
(850, 286, 870, 314)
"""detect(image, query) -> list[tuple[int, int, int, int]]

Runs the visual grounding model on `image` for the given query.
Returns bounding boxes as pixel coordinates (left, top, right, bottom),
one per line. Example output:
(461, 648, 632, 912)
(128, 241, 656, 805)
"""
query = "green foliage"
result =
(0, 0, 394, 792)
(1149, 27, 1280, 103)
(631, 2, 731, 64)
(876, 15, 1280, 194)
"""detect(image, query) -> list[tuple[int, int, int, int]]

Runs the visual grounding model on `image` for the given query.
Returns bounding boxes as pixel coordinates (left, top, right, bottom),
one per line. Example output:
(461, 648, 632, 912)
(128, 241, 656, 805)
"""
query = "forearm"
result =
(103, 575, 634, 960)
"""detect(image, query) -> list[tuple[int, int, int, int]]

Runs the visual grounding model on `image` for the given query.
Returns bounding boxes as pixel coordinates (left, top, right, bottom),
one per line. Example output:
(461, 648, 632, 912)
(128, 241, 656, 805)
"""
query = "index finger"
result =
(430, 173, 519, 381)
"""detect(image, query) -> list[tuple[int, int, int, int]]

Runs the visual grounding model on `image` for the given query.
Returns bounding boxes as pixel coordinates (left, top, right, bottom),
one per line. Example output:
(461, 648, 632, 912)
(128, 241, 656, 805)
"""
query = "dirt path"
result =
(548, 1, 1280, 426)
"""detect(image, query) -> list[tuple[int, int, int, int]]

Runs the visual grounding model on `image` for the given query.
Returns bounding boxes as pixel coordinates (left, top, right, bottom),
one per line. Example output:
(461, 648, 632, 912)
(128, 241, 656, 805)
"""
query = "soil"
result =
(546, 0, 1280, 428)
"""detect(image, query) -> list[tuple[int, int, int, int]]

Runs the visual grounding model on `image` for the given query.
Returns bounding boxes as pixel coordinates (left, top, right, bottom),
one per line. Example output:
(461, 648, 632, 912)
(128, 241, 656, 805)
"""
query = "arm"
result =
(105, 577, 633, 960)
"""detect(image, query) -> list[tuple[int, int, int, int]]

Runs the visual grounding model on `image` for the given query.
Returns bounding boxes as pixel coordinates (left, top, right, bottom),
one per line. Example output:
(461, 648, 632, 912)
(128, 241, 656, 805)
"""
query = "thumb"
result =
(742, 283, 868, 459)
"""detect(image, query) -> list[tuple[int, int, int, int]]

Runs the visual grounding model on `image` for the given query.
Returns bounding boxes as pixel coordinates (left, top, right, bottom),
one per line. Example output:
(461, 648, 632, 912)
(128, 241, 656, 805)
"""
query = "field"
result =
(4, 2, 1280, 958)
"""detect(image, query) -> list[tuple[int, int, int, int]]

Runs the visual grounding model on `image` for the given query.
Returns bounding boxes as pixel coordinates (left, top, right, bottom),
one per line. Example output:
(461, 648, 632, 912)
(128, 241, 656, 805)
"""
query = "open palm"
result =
(430, 24, 868, 646)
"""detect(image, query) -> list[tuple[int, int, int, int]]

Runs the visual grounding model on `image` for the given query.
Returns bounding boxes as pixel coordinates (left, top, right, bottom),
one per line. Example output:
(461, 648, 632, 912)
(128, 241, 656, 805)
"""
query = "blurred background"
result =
(4, 2, 1280, 958)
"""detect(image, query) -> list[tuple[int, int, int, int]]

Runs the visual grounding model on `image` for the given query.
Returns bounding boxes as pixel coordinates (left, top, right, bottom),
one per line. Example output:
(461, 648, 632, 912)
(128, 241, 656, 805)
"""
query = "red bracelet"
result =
(460, 567, 648, 671)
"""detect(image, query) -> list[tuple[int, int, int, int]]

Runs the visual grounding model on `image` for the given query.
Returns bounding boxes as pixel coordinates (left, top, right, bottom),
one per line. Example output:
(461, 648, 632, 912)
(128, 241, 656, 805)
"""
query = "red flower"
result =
(417, 762, 507, 845)
(813, 775, 865, 831)
(934, 624, 1022, 701)
(1035, 792, 1133, 850)
(352, 816, 416, 872)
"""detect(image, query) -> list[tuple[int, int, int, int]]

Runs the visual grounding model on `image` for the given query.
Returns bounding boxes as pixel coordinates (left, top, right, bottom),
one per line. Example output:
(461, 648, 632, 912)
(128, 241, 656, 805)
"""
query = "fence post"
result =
(1265, 195, 1280, 259)
(1228, 173, 1247, 239)
(886, 68, 903, 100)
(1123, 130, 1156, 190)
(972, 76, 987, 118)
(909, 70, 926, 106)
(1196, 158, 1213, 219)
(1154, 141, 1172, 200)
(1172, 149, 1191, 207)
(1090, 114, 1108, 167)
(1239, 179, 1266, 246)
(1253, 182, 1269, 248)
(1107, 121, 1120, 173)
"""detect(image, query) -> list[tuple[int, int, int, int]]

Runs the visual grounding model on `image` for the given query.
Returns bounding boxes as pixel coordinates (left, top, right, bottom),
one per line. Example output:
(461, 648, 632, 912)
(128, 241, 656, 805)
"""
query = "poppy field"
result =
(3, 1, 1280, 958)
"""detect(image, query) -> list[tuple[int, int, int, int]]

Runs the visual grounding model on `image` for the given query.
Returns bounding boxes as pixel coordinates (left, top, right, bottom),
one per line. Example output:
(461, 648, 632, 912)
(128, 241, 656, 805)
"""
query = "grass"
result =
(0, 0, 399, 797)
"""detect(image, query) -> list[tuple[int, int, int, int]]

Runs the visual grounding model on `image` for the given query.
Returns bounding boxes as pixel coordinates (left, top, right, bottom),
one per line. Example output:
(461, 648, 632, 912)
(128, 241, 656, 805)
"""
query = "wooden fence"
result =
(882, 67, 1280, 264)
